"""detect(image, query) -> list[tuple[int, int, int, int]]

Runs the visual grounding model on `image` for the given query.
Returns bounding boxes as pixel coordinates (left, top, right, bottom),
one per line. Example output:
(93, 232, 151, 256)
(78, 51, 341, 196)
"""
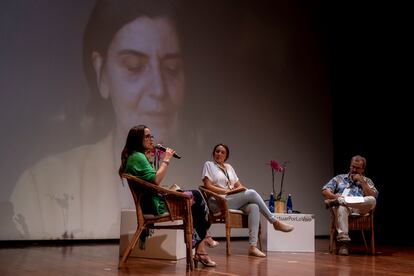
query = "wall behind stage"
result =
(0, 0, 332, 240)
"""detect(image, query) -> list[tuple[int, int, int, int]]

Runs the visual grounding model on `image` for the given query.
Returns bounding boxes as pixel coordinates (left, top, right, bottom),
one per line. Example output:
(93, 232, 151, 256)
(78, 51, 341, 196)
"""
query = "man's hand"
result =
(351, 173, 365, 183)
(352, 174, 377, 197)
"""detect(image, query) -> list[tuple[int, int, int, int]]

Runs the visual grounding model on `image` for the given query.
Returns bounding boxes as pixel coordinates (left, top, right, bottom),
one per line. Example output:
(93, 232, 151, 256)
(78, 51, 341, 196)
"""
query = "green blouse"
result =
(125, 152, 156, 183)
(125, 151, 166, 216)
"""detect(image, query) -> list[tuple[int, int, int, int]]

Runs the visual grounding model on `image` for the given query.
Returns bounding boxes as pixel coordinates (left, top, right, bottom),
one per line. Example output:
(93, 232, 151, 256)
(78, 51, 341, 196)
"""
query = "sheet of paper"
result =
(344, 196, 364, 203)
(341, 188, 350, 196)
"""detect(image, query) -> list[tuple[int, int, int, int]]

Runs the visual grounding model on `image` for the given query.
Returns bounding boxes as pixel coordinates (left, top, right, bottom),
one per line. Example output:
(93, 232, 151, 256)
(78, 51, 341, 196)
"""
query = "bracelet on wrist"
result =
(162, 160, 170, 166)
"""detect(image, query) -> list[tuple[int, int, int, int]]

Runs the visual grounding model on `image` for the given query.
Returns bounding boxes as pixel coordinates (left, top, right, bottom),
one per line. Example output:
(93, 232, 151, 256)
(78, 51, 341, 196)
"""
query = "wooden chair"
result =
(199, 186, 262, 255)
(119, 174, 194, 270)
(329, 207, 375, 255)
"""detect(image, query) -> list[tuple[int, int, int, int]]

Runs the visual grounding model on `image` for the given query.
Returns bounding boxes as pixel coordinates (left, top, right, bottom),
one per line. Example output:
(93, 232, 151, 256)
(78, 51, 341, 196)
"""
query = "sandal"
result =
(205, 236, 219, 248)
(194, 252, 217, 267)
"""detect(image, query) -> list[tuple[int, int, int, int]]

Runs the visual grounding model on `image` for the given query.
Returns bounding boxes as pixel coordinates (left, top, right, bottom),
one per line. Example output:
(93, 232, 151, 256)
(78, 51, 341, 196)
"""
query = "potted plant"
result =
(270, 160, 288, 213)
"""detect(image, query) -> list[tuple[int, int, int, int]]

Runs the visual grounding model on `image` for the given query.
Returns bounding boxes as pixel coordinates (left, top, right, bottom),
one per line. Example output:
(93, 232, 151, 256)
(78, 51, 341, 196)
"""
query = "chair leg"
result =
(119, 226, 145, 268)
(329, 234, 333, 253)
(184, 225, 193, 271)
(361, 229, 368, 252)
(183, 209, 193, 271)
(371, 228, 375, 255)
(328, 209, 336, 254)
(226, 226, 231, 255)
(258, 223, 263, 251)
(329, 225, 337, 254)
(329, 234, 335, 254)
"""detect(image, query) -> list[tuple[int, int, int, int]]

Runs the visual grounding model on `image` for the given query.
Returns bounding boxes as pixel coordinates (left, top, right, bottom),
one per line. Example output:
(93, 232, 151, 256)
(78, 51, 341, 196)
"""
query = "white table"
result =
(260, 213, 315, 252)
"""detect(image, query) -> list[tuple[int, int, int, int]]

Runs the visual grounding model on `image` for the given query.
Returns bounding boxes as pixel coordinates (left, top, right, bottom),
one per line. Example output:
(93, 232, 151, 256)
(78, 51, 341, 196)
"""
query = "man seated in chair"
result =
(322, 155, 378, 256)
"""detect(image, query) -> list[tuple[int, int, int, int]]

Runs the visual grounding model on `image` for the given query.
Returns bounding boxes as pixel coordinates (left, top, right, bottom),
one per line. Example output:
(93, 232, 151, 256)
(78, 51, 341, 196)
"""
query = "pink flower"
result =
(269, 160, 288, 201)
(270, 160, 284, 172)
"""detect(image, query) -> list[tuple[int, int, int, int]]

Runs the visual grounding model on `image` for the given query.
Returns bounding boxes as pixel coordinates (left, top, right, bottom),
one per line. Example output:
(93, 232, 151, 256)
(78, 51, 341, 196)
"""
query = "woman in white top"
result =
(202, 143, 294, 257)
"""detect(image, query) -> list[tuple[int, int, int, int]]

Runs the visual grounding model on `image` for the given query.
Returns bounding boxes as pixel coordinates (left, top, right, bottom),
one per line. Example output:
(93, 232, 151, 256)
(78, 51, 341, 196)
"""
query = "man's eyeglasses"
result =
(144, 134, 154, 140)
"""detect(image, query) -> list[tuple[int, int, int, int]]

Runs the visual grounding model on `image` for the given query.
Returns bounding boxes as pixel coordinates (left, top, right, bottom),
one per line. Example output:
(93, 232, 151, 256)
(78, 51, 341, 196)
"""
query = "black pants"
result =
(188, 190, 211, 248)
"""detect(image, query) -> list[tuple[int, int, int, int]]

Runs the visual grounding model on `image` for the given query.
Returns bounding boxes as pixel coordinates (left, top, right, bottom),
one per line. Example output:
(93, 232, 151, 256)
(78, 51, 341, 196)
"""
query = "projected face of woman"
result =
(93, 16, 185, 143)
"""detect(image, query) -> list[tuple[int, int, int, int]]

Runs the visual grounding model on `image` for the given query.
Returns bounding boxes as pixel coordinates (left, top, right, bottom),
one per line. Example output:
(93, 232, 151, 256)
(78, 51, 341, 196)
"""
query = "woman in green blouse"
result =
(119, 125, 216, 267)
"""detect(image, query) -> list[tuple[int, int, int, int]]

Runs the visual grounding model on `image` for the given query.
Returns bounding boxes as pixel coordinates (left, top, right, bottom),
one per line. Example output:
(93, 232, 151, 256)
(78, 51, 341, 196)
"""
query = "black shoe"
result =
(324, 198, 339, 209)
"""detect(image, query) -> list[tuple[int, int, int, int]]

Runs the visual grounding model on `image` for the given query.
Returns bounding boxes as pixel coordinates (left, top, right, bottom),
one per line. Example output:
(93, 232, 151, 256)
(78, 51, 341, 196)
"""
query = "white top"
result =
(202, 161, 239, 189)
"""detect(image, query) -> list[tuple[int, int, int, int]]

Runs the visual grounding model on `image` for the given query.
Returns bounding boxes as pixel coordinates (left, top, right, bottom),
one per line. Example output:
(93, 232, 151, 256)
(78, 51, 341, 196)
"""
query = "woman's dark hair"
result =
(83, 0, 180, 124)
(212, 143, 230, 162)
(119, 124, 148, 177)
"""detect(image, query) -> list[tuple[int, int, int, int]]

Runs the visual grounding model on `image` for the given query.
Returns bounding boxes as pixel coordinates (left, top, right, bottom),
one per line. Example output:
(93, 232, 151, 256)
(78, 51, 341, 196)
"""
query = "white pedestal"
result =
(119, 209, 186, 260)
(209, 224, 249, 237)
(261, 213, 315, 252)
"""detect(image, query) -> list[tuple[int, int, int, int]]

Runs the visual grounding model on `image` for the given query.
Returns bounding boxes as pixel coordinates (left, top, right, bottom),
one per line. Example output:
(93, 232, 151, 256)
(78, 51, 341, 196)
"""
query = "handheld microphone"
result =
(155, 144, 182, 159)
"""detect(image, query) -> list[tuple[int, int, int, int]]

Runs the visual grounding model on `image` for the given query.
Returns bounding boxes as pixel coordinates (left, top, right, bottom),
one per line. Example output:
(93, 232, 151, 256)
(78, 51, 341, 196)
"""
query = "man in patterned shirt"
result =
(322, 155, 378, 255)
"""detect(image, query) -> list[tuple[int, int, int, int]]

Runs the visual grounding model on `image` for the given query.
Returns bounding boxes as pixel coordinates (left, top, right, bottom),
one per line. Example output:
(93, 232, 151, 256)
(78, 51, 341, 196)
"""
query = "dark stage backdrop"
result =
(0, 0, 333, 240)
(323, 1, 411, 244)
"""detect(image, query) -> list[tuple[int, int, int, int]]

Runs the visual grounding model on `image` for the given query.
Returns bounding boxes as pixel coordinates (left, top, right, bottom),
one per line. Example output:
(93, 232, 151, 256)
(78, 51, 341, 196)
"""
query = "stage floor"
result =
(1, 238, 413, 275)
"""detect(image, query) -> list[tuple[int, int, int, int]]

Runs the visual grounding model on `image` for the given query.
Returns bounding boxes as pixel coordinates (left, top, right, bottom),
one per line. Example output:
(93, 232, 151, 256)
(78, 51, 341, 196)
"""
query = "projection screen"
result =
(0, 0, 332, 240)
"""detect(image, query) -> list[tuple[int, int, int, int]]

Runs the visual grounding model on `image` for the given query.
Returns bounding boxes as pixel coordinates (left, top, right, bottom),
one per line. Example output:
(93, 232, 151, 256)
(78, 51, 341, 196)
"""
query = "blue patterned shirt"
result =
(322, 174, 378, 198)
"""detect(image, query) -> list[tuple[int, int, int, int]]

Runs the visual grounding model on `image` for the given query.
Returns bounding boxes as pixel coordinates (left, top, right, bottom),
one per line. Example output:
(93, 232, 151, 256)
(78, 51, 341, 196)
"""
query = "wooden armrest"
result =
(122, 173, 192, 200)
(226, 187, 247, 195)
(199, 186, 229, 211)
